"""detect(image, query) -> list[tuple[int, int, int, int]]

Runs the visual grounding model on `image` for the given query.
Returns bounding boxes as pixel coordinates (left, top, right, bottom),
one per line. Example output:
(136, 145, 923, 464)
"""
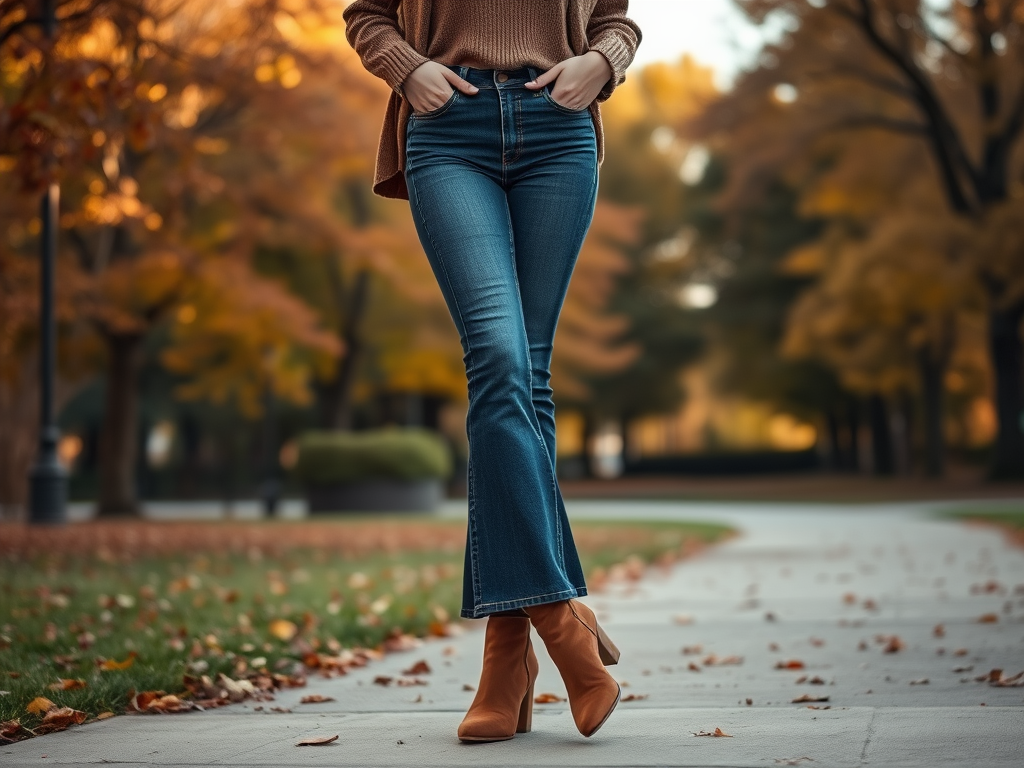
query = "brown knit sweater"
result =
(343, 0, 641, 200)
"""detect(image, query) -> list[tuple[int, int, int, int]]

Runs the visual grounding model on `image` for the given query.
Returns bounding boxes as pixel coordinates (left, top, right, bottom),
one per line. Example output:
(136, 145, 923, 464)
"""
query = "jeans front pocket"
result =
(540, 86, 591, 115)
(410, 89, 460, 119)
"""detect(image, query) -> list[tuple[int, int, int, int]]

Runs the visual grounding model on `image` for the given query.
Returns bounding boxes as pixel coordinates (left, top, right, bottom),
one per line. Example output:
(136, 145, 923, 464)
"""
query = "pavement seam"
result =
(858, 704, 877, 765)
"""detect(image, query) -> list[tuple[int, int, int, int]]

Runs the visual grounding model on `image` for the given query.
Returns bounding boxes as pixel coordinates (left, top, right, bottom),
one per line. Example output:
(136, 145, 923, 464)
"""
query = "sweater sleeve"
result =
(586, 0, 642, 102)
(342, 0, 429, 95)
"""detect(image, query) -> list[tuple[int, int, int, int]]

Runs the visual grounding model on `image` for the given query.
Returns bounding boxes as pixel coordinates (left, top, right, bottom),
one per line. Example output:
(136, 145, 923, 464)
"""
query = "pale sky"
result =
(625, 0, 781, 88)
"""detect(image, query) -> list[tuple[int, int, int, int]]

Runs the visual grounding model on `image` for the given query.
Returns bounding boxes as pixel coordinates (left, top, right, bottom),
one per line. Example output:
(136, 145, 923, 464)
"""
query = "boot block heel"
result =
(516, 683, 534, 733)
(595, 622, 620, 666)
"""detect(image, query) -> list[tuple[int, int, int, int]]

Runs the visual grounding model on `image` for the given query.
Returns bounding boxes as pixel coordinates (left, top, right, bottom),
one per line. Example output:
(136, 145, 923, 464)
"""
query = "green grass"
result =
(937, 507, 1024, 530)
(0, 516, 730, 732)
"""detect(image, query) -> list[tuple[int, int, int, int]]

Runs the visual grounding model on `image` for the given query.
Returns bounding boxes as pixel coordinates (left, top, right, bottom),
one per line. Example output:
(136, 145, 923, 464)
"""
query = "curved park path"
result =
(3, 500, 1023, 767)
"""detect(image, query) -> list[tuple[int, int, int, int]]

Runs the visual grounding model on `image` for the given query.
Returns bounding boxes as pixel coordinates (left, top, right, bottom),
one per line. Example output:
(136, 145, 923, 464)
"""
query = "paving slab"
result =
(3, 499, 1023, 767)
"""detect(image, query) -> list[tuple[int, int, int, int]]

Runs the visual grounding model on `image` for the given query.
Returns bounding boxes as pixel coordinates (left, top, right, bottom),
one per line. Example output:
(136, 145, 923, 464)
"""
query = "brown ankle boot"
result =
(525, 599, 620, 737)
(457, 616, 539, 743)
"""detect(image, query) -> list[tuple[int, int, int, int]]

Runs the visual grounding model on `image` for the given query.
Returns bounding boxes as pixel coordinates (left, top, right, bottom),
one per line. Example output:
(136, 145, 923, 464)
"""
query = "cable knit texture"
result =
(343, 0, 641, 199)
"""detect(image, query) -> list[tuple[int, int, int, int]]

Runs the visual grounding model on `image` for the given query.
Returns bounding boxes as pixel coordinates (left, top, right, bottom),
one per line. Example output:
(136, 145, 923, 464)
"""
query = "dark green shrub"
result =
(295, 428, 453, 485)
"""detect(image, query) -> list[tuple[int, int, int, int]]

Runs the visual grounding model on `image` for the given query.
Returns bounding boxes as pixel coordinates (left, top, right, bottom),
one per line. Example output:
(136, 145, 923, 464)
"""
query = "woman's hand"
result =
(524, 51, 612, 110)
(402, 61, 478, 113)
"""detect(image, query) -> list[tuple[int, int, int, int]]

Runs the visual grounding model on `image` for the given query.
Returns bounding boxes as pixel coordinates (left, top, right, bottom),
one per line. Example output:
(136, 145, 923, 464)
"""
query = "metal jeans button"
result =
(496, 72, 509, 83)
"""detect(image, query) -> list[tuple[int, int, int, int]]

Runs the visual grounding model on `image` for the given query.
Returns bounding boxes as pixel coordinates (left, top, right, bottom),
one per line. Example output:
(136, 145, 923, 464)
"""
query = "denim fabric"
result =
(404, 66, 597, 619)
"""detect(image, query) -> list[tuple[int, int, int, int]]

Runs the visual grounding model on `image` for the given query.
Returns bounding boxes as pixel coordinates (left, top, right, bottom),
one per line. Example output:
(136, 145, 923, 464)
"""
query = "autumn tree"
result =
(694, 0, 1024, 477)
(1, 0, 351, 514)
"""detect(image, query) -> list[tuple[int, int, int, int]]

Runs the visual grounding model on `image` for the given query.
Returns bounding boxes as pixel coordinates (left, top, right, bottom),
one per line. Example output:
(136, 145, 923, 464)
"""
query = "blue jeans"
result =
(404, 66, 597, 618)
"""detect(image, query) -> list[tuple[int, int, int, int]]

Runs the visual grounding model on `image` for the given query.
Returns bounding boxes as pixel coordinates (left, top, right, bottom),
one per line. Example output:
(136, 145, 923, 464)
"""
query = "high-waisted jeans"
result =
(404, 65, 597, 618)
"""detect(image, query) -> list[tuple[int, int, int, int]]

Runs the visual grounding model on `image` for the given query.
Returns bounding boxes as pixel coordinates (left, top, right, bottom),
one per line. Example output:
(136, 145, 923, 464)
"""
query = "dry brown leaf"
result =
(882, 636, 905, 653)
(909, 678, 930, 685)
(296, 733, 338, 746)
(373, 676, 393, 686)
(269, 619, 298, 642)
(693, 727, 732, 737)
(806, 705, 831, 710)
(26, 697, 56, 715)
(953, 648, 969, 657)
(534, 692, 565, 703)
(98, 651, 138, 671)
(977, 613, 999, 624)
(792, 694, 829, 703)
(775, 759, 814, 765)
(402, 660, 431, 676)
(809, 638, 825, 647)
(47, 678, 86, 691)
(462, 684, 475, 691)
(681, 645, 703, 655)
(775, 660, 805, 670)
(621, 693, 648, 702)
(35, 706, 87, 734)
(396, 677, 427, 687)
(299, 694, 335, 704)
(842, 593, 857, 605)
(933, 624, 945, 638)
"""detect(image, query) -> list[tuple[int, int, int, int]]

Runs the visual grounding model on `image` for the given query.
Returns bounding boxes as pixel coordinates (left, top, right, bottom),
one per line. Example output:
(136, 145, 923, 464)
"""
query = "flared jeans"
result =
(404, 65, 597, 618)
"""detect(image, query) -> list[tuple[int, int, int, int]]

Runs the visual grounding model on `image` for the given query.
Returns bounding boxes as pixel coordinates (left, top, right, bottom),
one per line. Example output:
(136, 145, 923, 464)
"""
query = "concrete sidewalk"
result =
(3, 500, 1023, 767)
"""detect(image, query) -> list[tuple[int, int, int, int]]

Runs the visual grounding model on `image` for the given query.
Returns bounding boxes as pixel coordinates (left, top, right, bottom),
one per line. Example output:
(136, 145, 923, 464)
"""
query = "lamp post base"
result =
(28, 427, 67, 525)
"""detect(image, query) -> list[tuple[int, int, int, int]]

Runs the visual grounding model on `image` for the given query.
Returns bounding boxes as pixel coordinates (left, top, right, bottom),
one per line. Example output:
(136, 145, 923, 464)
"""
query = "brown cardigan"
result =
(343, 0, 641, 200)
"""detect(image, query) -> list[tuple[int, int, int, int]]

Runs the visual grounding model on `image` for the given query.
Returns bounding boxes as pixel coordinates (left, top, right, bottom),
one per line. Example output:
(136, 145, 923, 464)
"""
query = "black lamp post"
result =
(28, 0, 67, 525)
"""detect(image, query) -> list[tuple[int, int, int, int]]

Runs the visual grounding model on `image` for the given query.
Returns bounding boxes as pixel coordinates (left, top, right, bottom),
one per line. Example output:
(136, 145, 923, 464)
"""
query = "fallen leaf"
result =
(35, 706, 87, 734)
(26, 697, 56, 715)
(462, 683, 475, 691)
(807, 705, 831, 710)
(792, 694, 829, 703)
(269, 619, 298, 642)
(621, 693, 648, 702)
(909, 678, 929, 685)
(809, 638, 825, 647)
(977, 613, 999, 624)
(372, 676, 393, 686)
(775, 660, 805, 670)
(681, 645, 703, 655)
(402, 660, 431, 676)
(693, 727, 732, 737)
(673, 614, 694, 625)
(299, 694, 335, 704)
(396, 677, 428, 687)
(882, 636, 905, 654)
(768, 642, 780, 652)
(296, 734, 338, 746)
(745, 698, 753, 705)
(842, 593, 857, 605)
(98, 651, 138, 671)
(933, 624, 945, 638)
(775, 759, 814, 765)
(953, 648, 969, 657)
(534, 692, 565, 703)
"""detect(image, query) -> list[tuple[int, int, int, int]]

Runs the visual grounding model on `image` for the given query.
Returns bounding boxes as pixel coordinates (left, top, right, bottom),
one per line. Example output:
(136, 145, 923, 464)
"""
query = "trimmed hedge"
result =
(295, 428, 453, 486)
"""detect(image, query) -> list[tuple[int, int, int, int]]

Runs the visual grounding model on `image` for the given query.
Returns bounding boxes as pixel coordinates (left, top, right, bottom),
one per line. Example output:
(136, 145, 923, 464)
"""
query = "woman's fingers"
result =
(442, 70, 480, 95)
(524, 63, 564, 89)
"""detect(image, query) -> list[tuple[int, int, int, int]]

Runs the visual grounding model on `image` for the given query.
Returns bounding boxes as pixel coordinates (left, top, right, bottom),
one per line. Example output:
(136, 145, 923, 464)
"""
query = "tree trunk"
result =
(868, 393, 894, 476)
(845, 397, 861, 472)
(823, 409, 842, 471)
(96, 332, 145, 516)
(987, 299, 1024, 480)
(320, 267, 372, 430)
(917, 349, 947, 478)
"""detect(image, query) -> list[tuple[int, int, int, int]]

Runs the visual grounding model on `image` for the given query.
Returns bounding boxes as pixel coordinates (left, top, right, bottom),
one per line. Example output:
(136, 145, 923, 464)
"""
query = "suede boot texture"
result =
(525, 599, 621, 737)
(458, 616, 539, 742)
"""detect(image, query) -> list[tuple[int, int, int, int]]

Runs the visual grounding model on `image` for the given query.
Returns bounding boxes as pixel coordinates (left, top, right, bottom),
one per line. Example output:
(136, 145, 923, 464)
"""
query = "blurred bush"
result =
(294, 428, 453, 485)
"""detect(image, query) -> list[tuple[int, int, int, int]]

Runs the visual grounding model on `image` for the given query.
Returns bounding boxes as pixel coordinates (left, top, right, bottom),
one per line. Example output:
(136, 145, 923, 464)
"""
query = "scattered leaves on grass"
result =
(693, 727, 732, 737)
(534, 693, 565, 703)
(792, 694, 829, 703)
(402, 660, 431, 676)
(621, 694, 648, 702)
(299, 694, 335, 704)
(775, 660, 805, 670)
(296, 734, 338, 746)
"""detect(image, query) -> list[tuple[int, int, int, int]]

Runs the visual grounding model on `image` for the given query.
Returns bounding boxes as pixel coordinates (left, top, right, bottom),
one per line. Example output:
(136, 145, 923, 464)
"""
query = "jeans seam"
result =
(406, 168, 483, 611)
